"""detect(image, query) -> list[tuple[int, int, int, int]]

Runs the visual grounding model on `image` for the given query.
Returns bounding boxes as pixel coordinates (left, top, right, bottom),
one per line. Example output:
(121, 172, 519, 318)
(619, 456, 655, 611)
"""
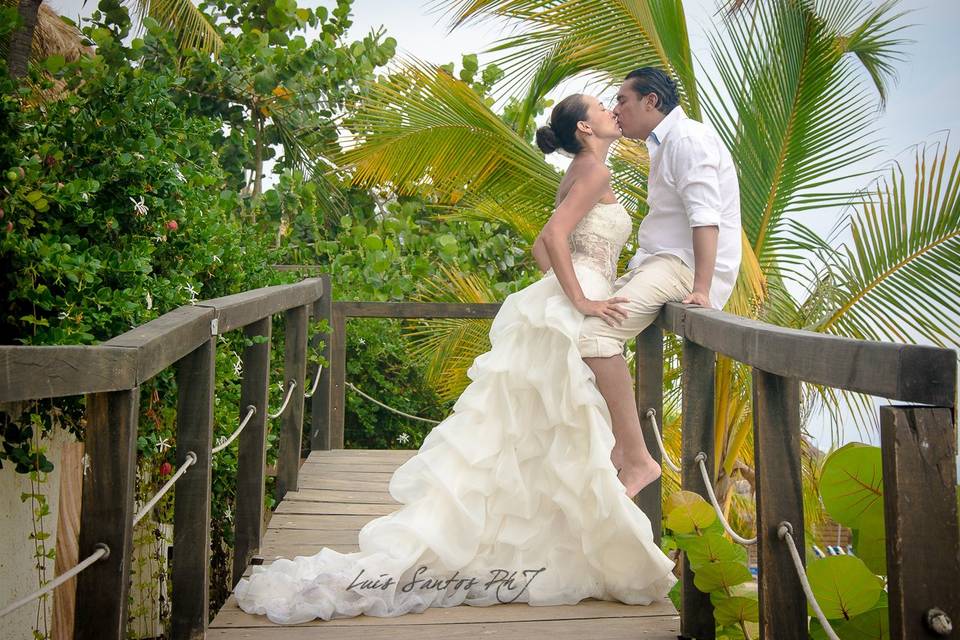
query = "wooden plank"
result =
(304, 449, 416, 461)
(299, 462, 401, 474)
(296, 476, 390, 491)
(200, 278, 324, 334)
(634, 326, 664, 546)
(212, 595, 677, 628)
(680, 338, 715, 639)
(106, 305, 213, 384)
(310, 274, 333, 451)
(657, 303, 955, 407)
(233, 317, 273, 588)
(205, 615, 680, 639)
(275, 305, 308, 501)
(300, 464, 394, 484)
(274, 501, 398, 516)
(75, 388, 140, 640)
(0, 345, 136, 402)
(880, 406, 960, 640)
(280, 488, 398, 504)
(51, 441, 84, 640)
(337, 301, 501, 319)
(171, 339, 216, 639)
(330, 304, 346, 449)
(752, 369, 805, 639)
(266, 514, 383, 530)
(261, 529, 365, 545)
(259, 542, 359, 557)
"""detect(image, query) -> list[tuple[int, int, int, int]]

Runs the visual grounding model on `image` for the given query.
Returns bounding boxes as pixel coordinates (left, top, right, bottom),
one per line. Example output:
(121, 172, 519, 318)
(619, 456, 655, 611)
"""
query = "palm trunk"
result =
(7, 0, 43, 78)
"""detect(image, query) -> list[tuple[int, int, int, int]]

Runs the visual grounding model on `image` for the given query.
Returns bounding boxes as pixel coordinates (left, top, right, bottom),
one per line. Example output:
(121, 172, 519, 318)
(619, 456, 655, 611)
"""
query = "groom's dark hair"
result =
(624, 67, 680, 115)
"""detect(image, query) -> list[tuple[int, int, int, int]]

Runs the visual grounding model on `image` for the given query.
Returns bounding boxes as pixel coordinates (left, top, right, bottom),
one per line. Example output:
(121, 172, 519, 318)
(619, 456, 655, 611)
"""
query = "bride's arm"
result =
(539, 168, 628, 326)
(532, 234, 551, 272)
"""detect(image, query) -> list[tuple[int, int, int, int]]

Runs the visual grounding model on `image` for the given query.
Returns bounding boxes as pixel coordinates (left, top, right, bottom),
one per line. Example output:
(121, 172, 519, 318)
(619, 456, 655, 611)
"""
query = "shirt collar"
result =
(647, 105, 686, 146)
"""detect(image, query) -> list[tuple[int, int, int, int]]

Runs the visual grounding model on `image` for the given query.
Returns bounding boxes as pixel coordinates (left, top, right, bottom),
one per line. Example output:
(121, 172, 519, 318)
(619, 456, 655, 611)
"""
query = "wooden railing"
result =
(1, 275, 958, 640)
(0, 276, 329, 639)
(319, 298, 959, 640)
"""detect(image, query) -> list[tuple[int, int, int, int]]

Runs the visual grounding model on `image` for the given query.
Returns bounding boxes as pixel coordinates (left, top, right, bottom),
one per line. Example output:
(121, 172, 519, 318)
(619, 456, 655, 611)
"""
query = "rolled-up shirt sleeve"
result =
(671, 136, 723, 228)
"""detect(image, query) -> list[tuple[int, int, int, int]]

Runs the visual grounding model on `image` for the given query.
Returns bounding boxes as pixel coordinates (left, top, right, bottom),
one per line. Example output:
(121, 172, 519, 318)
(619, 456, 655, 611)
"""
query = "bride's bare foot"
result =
(616, 455, 662, 499)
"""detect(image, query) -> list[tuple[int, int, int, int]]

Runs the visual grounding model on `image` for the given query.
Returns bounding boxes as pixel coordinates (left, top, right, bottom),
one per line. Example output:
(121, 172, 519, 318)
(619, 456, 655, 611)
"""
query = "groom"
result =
(579, 67, 742, 498)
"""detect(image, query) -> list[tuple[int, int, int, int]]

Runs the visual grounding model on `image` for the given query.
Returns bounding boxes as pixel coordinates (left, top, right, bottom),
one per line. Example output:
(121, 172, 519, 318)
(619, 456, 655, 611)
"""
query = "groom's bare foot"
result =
(617, 456, 662, 499)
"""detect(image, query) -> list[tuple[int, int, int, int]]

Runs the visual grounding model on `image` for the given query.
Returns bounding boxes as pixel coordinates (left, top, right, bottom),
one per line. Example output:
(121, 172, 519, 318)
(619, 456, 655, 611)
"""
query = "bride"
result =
(234, 93, 679, 624)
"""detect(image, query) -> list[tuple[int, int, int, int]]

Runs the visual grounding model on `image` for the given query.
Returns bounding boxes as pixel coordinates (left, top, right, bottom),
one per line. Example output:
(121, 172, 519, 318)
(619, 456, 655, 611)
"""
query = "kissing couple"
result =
(234, 66, 742, 624)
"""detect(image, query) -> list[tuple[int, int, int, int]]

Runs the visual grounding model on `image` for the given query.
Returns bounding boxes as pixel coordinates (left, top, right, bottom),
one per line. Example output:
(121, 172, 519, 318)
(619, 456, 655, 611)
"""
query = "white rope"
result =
(695, 452, 757, 546)
(0, 544, 109, 618)
(346, 382, 441, 425)
(212, 405, 257, 454)
(779, 522, 840, 640)
(644, 409, 681, 473)
(303, 365, 323, 398)
(268, 379, 297, 419)
(133, 452, 197, 526)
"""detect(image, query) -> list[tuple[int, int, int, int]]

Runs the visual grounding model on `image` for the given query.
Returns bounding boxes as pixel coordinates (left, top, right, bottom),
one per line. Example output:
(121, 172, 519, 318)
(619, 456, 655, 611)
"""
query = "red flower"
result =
(165, 220, 179, 232)
(159, 461, 173, 476)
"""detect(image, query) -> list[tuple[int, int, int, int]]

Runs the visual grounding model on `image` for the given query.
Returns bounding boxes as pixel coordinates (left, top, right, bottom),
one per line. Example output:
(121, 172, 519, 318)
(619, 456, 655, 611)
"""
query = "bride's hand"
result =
(574, 296, 630, 327)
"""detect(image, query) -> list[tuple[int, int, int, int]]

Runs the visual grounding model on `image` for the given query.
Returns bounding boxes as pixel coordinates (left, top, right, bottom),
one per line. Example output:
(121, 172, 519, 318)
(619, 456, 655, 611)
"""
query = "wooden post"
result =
(170, 339, 216, 639)
(635, 326, 664, 546)
(232, 317, 272, 587)
(881, 406, 960, 640)
(329, 303, 346, 450)
(52, 441, 84, 640)
(75, 388, 140, 640)
(275, 304, 308, 501)
(310, 273, 332, 451)
(680, 338, 716, 639)
(752, 369, 805, 639)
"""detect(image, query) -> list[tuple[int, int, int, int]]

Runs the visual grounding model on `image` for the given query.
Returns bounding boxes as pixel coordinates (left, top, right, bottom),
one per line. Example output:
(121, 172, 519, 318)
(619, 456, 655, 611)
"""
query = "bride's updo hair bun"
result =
(535, 124, 560, 154)
(536, 94, 588, 155)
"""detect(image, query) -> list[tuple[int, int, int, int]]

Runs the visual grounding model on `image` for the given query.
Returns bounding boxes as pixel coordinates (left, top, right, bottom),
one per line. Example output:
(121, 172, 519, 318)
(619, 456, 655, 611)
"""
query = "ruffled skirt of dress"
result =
(233, 265, 678, 624)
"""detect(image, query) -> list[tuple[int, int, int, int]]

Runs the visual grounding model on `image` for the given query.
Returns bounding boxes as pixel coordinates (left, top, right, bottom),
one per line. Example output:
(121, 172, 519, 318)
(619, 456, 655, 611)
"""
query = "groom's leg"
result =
(578, 255, 694, 497)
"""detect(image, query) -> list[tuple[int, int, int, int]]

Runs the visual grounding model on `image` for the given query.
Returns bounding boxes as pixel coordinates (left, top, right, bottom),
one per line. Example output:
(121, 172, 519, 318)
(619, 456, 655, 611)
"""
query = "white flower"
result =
(277, 381, 285, 392)
(233, 354, 243, 376)
(152, 234, 167, 243)
(155, 437, 171, 453)
(174, 167, 185, 182)
(179, 283, 199, 304)
(212, 254, 222, 264)
(145, 291, 153, 310)
(216, 435, 228, 449)
(223, 506, 233, 522)
(129, 195, 149, 217)
(396, 433, 410, 444)
(58, 311, 69, 320)
(357, 337, 366, 345)
(132, 152, 145, 160)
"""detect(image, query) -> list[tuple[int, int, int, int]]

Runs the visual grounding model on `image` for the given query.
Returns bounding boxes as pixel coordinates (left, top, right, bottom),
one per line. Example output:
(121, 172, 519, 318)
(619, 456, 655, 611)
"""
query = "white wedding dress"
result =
(234, 200, 678, 624)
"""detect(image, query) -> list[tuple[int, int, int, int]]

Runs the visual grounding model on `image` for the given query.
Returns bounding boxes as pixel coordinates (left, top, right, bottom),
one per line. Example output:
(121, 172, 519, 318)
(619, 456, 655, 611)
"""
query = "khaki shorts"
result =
(578, 253, 694, 358)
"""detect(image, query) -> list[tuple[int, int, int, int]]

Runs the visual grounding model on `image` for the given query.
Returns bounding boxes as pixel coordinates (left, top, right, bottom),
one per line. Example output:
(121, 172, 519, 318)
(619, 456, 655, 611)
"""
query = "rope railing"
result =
(0, 395, 262, 618)
(0, 544, 109, 618)
(133, 452, 197, 526)
(694, 452, 757, 546)
(304, 365, 323, 398)
(779, 522, 840, 640)
(346, 382, 441, 425)
(268, 379, 297, 419)
(212, 405, 257, 455)
(644, 409, 681, 473)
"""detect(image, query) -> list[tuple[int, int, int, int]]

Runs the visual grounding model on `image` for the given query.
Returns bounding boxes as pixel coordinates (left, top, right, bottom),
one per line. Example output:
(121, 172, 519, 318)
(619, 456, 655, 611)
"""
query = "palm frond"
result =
(701, 0, 909, 268)
(130, 0, 223, 57)
(808, 141, 960, 349)
(404, 266, 497, 401)
(341, 59, 557, 222)
(438, 0, 701, 122)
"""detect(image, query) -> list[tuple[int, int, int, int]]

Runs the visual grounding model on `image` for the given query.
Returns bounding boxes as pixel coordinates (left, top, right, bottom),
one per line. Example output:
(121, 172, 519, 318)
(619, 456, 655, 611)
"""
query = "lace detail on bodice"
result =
(567, 201, 632, 282)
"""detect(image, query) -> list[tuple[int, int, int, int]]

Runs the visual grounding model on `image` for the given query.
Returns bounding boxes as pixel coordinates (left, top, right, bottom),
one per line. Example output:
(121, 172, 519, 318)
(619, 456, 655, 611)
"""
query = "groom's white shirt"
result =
(626, 106, 742, 310)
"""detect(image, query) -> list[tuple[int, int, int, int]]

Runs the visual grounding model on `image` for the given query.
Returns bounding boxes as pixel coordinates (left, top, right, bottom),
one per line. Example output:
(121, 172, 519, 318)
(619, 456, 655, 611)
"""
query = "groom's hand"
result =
(682, 290, 711, 307)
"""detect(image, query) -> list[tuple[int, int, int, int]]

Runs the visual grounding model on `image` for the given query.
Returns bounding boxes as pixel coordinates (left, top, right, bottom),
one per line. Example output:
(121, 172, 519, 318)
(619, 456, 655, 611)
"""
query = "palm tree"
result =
(2, 0, 221, 77)
(339, 0, 959, 540)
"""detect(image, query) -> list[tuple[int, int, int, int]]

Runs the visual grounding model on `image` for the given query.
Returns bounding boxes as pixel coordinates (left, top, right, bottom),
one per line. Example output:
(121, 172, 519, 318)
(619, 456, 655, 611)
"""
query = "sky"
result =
(45, 0, 960, 450)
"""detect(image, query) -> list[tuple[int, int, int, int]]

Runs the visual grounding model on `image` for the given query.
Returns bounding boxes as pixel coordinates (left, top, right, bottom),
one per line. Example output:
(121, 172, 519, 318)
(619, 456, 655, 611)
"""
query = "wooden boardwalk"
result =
(211, 448, 680, 639)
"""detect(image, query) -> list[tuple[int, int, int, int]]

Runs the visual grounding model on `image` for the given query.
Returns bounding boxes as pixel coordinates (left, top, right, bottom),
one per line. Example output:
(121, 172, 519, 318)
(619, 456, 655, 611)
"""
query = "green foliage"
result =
(819, 443, 884, 529)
